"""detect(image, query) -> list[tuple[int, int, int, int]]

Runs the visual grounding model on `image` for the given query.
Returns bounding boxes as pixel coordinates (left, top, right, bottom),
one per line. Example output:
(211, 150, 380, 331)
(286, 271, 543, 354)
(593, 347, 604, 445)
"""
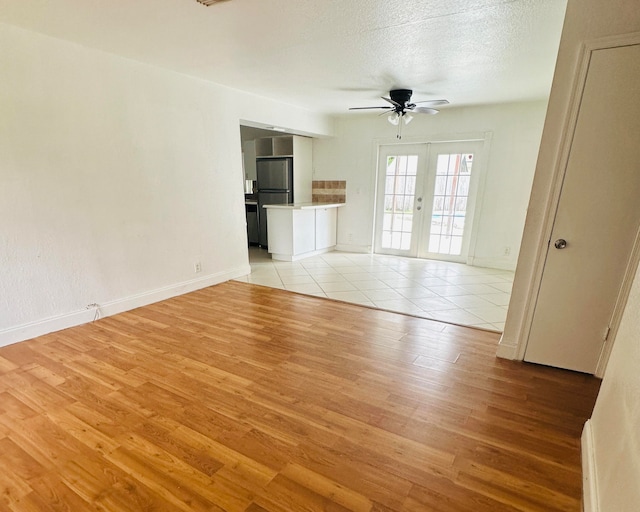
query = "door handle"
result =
(554, 239, 568, 249)
(417, 206, 422, 211)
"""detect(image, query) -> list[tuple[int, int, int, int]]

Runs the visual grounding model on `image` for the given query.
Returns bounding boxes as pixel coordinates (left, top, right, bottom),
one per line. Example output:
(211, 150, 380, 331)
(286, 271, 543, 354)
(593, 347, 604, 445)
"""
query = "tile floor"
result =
(235, 248, 514, 332)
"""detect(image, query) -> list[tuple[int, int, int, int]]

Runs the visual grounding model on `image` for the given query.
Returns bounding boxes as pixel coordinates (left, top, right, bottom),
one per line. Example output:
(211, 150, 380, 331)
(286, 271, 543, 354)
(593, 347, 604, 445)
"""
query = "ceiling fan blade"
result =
(381, 96, 403, 108)
(413, 99, 449, 107)
(348, 106, 391, 110)
(412, 107, 440, 115)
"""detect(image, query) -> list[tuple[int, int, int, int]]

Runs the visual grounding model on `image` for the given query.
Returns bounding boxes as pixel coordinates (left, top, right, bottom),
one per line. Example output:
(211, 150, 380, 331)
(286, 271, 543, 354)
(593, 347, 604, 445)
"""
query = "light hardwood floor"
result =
(0, 281, 600, 511)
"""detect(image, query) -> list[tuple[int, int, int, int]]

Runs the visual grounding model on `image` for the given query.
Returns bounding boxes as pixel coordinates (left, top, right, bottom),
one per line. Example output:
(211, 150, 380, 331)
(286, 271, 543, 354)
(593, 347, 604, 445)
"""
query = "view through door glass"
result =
(380, 154, 418, 251)
(427, 152, 474, 256)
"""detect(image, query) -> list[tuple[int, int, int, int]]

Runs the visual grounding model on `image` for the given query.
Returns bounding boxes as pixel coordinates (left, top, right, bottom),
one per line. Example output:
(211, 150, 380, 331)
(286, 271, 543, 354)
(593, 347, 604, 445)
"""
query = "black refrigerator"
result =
(257, 157, 294, 247)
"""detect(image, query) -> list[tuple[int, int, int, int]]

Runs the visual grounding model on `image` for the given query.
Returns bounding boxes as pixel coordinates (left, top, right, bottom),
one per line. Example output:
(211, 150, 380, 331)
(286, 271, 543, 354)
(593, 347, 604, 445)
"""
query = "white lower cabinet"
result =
(315, 208, 337, 251)
(265, 204, 341, 261)
(292, 210, 316, 255)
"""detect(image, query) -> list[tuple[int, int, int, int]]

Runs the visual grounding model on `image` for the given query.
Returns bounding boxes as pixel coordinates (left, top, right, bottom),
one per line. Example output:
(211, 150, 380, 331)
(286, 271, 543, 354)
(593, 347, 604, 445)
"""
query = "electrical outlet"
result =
(194, 262, 202, 273)
(347, 233, 354, 244)
(503, 246, 511, 256)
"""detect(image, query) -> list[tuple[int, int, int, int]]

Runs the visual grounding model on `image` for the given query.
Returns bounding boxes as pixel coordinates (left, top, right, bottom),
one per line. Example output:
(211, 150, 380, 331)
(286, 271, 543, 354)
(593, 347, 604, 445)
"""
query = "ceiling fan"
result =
(349, 89, 449, 139)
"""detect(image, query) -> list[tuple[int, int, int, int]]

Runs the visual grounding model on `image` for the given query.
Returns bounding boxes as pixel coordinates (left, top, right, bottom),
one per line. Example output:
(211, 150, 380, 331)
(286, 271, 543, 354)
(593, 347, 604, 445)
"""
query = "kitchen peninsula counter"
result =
(262, 202, 344, 261)
(262, 202, 344, 210)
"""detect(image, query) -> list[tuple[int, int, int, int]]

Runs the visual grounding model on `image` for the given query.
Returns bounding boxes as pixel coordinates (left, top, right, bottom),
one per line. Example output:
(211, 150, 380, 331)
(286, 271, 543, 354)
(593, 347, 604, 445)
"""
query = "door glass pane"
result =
(380, 155, 418, 250)
(428, 153, 474, 256)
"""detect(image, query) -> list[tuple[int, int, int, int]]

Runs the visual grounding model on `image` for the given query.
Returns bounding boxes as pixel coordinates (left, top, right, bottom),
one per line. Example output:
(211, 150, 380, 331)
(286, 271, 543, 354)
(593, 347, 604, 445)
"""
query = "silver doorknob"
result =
(554, 239, 567, 249)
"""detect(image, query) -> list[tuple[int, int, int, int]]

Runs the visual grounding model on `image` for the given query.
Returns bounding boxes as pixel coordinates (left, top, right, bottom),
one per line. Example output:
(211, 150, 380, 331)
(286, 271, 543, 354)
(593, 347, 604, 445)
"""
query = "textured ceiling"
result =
(0, 0, 567, 113)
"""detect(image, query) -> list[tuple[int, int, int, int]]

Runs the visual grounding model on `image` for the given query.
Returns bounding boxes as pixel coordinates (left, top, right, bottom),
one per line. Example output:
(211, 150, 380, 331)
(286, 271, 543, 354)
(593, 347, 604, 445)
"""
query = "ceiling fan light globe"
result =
(387, 113, 400, 126)
(403, 113, 414, 125)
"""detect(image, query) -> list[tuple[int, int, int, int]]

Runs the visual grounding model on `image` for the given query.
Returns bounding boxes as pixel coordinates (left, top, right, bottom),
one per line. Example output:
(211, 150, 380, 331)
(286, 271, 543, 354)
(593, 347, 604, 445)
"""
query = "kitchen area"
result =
(241, 128, 346, 261)
(238, 130, 511, 332)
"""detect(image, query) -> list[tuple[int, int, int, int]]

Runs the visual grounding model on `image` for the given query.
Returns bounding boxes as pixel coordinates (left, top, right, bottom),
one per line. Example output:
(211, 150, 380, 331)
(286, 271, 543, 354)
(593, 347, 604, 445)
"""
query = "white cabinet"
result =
(293, 210, 316, 255)
(242, 140, 257, 180)
(255, 135, 294, 157)
(292, 136, 312, 203)
(315, 207, 337, 251)
(265, 204, 342, 261)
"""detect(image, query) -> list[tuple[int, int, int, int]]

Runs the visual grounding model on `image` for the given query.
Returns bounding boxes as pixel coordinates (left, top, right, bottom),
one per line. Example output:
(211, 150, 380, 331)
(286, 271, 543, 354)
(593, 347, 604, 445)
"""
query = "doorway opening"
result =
(240, 124, 299, 250)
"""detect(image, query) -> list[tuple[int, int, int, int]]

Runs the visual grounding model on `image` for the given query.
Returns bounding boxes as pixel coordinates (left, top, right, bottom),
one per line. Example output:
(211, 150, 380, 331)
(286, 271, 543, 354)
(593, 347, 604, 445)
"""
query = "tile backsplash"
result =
(312, 180, 346, 203)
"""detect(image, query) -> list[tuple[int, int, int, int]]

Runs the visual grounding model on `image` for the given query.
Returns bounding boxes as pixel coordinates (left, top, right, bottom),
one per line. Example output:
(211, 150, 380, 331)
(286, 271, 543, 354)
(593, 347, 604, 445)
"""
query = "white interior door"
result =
(374, 141, 483, 262)
(524, 44, 640, 373)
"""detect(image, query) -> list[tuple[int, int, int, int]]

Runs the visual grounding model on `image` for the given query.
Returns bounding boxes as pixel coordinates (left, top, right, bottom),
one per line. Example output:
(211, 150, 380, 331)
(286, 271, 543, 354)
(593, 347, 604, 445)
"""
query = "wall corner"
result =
(582, 419, 600, 512)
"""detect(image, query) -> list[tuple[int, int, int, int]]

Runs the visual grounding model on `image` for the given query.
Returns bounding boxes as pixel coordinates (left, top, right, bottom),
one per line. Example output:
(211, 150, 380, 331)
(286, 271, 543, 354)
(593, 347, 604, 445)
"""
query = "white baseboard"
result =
(334, 244, 371, 254)
(582, 420, 600, 512)
(0, 264, 250, 348)
(469, 256, 517, 272)
(330, 248, 518, 266)
(0, 308, 101, 349)
(271, 247, 334, 262)
(496, 334, 520, 359)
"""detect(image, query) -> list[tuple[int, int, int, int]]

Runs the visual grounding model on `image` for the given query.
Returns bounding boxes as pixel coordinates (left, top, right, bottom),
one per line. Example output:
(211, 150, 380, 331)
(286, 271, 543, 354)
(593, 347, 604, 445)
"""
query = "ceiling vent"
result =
(196, 0, 229, 5)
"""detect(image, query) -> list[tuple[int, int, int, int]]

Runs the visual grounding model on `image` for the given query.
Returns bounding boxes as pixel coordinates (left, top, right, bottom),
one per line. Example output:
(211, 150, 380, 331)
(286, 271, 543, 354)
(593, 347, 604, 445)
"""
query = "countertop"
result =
(262, 202, 345, 210)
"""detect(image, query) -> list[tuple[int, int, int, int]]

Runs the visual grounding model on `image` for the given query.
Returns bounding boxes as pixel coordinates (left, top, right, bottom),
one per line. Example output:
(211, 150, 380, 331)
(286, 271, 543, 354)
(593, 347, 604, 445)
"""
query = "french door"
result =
(374, 141, 483, 262)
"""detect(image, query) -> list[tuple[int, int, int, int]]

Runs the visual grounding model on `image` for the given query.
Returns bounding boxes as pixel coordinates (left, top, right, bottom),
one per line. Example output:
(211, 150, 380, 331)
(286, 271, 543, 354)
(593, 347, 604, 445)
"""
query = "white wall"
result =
(587, 262, 640, 510)
(495, 0, 640, 509)
(0, 22, 332, 344)
(312, 101, 547, 270)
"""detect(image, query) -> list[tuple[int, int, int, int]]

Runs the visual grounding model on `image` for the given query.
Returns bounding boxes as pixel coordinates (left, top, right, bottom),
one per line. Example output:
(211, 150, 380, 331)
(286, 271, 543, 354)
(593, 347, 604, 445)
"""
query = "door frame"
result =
(370, 133, 492, 265)
(508, 33, 640, 377)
